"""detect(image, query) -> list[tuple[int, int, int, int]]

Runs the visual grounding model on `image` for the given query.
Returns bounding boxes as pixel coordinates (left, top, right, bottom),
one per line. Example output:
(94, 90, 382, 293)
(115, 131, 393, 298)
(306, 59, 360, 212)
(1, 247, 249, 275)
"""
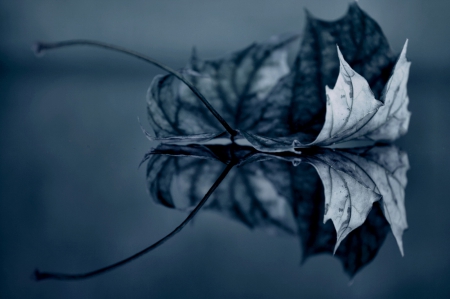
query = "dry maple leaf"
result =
(33, 4, 411, 152)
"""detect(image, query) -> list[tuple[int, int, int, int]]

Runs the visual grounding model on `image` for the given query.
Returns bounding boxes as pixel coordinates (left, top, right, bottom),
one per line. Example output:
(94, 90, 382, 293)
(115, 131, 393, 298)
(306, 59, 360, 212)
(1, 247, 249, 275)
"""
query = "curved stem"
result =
(34, 162, 235, 281)
(33, 39, 237, 137)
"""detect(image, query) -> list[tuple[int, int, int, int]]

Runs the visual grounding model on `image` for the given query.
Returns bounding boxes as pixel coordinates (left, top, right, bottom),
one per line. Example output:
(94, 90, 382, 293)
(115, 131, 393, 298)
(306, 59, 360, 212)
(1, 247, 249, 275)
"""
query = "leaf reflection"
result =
(34, 143, 408, 280)
(145, 143, 409, 277)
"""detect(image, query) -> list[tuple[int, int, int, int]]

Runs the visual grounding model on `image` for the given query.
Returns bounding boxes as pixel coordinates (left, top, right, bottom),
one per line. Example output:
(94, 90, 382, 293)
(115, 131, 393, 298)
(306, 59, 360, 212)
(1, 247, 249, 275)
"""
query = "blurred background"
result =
(1, 0, 449, 298)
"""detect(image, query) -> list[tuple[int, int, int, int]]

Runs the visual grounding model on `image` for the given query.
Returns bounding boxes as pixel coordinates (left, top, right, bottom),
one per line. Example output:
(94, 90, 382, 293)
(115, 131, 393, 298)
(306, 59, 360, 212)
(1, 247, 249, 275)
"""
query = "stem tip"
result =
(32, 42, 45, 57)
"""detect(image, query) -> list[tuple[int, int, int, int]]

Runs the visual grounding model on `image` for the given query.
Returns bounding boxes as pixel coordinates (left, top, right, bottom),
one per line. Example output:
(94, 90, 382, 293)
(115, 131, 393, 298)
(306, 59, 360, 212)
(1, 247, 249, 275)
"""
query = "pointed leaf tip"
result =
(399, 240, 405, 257)
(190, 46, 198, 62)
(348, 1, 363, 13)
(304, 7, 311, 17)
(400, 39, 409, 60)
(336, 46, 345, 63)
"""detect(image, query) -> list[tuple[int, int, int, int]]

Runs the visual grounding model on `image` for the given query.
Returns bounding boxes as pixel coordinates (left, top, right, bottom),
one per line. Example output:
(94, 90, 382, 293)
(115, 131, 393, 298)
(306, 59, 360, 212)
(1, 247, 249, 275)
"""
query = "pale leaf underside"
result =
(241, 41, 410, 152)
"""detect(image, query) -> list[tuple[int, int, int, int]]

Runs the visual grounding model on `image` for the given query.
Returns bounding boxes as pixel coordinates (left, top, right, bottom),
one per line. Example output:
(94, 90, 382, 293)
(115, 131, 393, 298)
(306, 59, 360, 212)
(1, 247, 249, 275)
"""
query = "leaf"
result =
(145, 4, 410, 152)
(144, 143, 409, 276)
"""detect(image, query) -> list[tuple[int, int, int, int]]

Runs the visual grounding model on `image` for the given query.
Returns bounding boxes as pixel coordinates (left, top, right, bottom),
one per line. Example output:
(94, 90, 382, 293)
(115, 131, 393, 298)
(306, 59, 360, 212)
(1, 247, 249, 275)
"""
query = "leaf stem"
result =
(33, 161, 235, 281)
(33, 39, 237, 137)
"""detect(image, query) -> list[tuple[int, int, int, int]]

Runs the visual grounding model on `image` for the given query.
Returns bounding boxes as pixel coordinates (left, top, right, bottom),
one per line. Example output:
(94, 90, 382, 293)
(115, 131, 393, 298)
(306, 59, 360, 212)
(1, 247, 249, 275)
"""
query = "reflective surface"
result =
(1, 67, 450, 299)
(2, 1, 450, 298)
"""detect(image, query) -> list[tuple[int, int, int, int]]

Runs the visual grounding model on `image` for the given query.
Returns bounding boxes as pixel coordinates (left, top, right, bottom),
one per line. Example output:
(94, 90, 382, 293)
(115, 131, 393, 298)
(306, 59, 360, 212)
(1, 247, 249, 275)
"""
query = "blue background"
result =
(1, 1, 449, 298)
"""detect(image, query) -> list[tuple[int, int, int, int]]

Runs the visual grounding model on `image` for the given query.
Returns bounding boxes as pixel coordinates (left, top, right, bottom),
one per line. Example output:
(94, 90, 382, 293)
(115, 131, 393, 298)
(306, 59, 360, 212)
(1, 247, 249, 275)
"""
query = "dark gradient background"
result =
(1, 1, 449, 298)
